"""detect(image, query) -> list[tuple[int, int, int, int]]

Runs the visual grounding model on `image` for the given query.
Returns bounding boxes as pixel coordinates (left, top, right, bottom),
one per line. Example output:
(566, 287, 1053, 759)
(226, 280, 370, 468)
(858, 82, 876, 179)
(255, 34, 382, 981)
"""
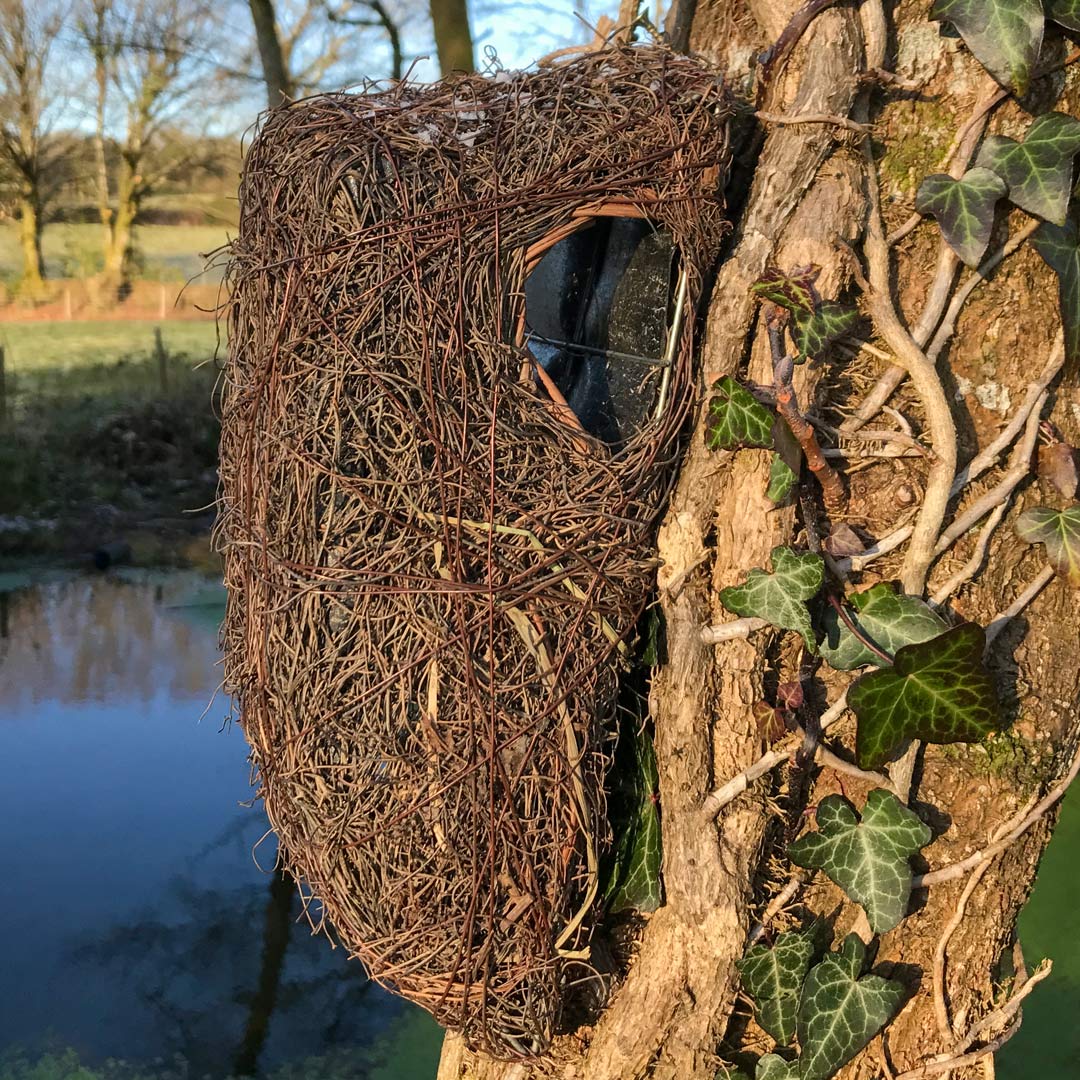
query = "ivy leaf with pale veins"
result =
(792, 302, 861, 361)
(976, 113, 1080, 225)
(847, 623, 1002, 770)
(767, 452, 799, 503)
(930, 0, 1044, 96)
(751, 265, 820, 314)
(738, 929, 817, 1044)
(1046, 0, 1080, 31)
(706, 376, 776, 451)
(757, 1056, 799, 1080)
(915, 168, 1008, 268)
(797, 935, 906, 1080)
(788, 790, 932, 934)
(605, 723, 663, 913)
(719, 546, 825, 653)
(1015, 505, 1080, 585)
(819, 583, 948, 671)
(1033, 218, 1080, 371)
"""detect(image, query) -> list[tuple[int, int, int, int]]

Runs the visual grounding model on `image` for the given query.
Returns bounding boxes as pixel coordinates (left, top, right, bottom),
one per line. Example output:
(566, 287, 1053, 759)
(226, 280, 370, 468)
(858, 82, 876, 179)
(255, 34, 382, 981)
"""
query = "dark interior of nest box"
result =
(523, 218, 678, 445)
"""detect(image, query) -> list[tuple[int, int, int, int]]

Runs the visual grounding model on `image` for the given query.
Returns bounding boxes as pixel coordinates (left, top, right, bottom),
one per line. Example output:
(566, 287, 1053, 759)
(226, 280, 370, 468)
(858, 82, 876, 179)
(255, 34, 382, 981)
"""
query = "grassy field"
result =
(0, 222, 232, 284)
(0, 320, 221, 375)
(0, 320, 222, 543)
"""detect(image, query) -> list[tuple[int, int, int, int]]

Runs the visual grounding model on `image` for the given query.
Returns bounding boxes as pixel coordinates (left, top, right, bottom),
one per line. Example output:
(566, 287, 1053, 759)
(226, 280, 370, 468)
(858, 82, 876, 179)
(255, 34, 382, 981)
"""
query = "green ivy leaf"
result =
(719, 546, 825, 653)
(751, 265, 820, 314)
(976, 113, 1080, 225)
(757, 1056, 799, 1080)
(1033, 218, 1080, 371)
(605, 722, 663, 913)
(788, 790, 932, 934)
(1046, 0, 1080, 31)
(706, 376, 776, 451)
(819, 583, 948, 671)
(738, 930, 817, 1044)
(767, 452, 799, 503)
(930, 0, 1044, 96)
(797, 935, 906, 1080)
(847, 624, 1002, 770)
(1015, 505, 1080, 585)
(914, 168, 1008, 268)
(792, 302, 861, 361)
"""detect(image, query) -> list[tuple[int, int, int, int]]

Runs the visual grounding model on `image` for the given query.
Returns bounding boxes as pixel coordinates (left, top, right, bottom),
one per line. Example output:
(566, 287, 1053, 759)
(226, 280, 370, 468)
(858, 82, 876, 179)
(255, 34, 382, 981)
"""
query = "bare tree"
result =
(78, 0, 223, 299)
(248, 0, 293, 108)
(429, 0, 473, 74)
(243, 0, 410, 109)
(0, 0, 65, 298)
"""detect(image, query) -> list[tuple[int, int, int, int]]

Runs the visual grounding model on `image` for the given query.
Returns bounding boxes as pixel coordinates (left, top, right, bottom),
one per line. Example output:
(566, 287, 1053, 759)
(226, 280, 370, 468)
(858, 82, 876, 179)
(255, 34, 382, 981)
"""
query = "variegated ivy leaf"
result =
(767, 452, 799, 503)
(792, 302, 861, 361)
(751, 265, 820, 314)
(719, 546, 825, 653)
(1033, 219, 1080, 372)
(788, 790, 932, 934)
(847, 624, 1002, 770)
(757, 1056, 798, 1080)
(819, 583, 948, 671)
(706, 376, 776, 451)
(1046, 0, 1080, 31)
(797, 935, 906, 1080)
(738, 929, 817, 1044)
(1015, 505, 1080, 585)
(976, 113, 1080, 225)
(915, 168, 1008, 268)
(930, 0, 1044, 96)
(767, 417, 802, 505)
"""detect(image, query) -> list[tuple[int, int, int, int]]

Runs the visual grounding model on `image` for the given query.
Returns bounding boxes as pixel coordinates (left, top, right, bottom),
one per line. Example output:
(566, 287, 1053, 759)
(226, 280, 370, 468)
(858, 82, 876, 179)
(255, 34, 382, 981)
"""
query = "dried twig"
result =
(756, 110, 871, 134)
(933, 390, 1045, 557)
(893, 963, 1052, 1080)
(702, 689, 852, 818)
(700, 616, 768, 644)
(984, 565, 1056, 647)
(916, 737, 1080, 888)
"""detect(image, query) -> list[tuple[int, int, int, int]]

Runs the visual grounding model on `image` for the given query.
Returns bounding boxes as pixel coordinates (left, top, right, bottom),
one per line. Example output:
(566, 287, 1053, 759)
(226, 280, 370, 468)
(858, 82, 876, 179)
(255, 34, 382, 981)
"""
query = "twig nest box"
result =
(218, 44, 732, 1058)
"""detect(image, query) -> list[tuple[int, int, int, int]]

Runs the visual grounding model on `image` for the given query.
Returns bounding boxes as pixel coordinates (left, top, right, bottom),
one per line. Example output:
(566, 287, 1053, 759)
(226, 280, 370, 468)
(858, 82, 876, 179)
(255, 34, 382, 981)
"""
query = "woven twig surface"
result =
(218, 44, 732, 1057)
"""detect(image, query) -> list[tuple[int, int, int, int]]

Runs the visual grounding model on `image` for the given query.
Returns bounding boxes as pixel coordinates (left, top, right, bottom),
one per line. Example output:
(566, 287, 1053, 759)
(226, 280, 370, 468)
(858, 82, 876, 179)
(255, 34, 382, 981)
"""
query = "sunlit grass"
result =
(0, 320, 221, 374)
(0, 222, 231, 283)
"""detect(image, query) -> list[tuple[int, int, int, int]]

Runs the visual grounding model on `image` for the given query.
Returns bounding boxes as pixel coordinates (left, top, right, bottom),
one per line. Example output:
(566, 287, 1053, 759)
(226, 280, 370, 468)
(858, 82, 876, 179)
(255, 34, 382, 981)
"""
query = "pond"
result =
(0, 570, 442, 1080)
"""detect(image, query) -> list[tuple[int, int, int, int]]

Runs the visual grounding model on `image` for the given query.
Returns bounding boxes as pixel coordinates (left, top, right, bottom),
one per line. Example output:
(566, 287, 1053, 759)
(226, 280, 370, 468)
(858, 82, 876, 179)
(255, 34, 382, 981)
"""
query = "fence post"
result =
(0, 344, 7, 427)
(154, 328, 168, 394)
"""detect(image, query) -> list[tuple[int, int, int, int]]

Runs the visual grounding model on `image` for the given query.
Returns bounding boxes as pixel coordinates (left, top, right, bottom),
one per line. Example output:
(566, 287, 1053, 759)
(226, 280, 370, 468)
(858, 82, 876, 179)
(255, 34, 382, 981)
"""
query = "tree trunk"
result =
(16, 191, 45, 299)
(437, 2, 1080, 1078)
(429, 0, 474, 75)
(248, 0, 294, 108)
(99, 164, 137, 301)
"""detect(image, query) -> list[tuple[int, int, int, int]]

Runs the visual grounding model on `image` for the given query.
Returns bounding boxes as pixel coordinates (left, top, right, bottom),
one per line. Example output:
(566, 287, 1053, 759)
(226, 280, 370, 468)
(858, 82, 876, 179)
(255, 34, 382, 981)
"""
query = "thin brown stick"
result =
(916, 738, 1080, 888)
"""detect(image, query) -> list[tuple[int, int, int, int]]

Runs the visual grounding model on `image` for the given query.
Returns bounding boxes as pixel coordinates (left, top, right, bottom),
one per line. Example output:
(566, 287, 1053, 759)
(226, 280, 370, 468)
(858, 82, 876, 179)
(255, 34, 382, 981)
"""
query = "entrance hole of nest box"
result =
(523, 217, 678, 444)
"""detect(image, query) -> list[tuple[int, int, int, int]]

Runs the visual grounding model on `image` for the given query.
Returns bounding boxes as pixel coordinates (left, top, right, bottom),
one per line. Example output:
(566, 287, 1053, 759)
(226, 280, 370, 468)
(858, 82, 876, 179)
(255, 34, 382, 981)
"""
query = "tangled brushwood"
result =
(217, 45, 732, 1057)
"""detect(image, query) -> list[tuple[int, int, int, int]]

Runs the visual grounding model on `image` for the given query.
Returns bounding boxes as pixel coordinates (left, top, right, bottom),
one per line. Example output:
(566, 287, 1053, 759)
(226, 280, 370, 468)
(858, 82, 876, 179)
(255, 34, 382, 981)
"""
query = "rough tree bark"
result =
(437, 2, 1080, 1078)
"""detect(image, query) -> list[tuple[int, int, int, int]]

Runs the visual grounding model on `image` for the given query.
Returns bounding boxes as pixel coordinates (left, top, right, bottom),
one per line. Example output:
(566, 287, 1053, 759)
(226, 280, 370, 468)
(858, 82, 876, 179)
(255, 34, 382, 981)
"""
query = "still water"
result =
(0, 570, 442, 1080)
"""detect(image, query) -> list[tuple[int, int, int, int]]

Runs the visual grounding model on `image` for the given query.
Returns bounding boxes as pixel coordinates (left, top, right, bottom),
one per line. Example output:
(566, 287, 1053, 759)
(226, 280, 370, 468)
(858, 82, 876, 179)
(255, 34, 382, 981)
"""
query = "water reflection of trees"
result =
(67, 815, 397, 1079)
(0, 574, 223, 710)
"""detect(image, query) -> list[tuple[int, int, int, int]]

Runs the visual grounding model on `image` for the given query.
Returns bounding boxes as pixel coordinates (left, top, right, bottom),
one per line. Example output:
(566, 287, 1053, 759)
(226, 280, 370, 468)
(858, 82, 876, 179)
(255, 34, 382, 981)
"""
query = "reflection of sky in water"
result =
(0, 571, 440, 1078)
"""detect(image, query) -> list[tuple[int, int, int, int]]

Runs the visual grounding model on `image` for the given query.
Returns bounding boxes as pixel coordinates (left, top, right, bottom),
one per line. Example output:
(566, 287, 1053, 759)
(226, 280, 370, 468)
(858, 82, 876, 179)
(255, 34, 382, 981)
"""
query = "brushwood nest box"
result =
(218, 43, 733, 1058)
